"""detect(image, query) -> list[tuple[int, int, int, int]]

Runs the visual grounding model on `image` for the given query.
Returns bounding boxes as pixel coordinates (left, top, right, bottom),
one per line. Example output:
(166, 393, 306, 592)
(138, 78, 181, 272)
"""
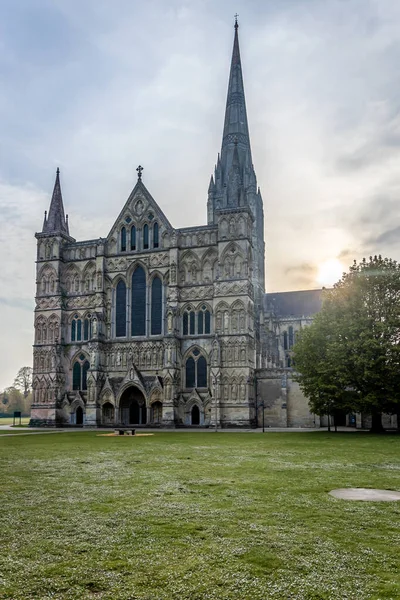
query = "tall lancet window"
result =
(131, 266, 146, 336)
(115, 280, 127, 337)
(130, 225, 136, 251)
(153, 222, 159, 248)
(143, 224, 149, 249)
(120, 227, 126, 252)
(151, 276, 162, 335)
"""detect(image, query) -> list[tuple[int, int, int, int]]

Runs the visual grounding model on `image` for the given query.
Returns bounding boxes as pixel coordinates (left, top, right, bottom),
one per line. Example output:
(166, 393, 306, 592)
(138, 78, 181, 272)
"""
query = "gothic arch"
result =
(82, 262, 96, 292)
(38, 264, 57, 295)
(35, 315, 47, 344)
(100, 390, 115, 406)
(126, 260, 149, 282)
(116, 381, 147, 408)
(220, 242, 244, 262)
(215, 301, 230, 334)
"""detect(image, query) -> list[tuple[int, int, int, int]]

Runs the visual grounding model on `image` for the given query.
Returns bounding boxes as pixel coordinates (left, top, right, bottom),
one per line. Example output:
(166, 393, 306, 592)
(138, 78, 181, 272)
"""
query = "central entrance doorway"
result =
(119, 386, 147, 425)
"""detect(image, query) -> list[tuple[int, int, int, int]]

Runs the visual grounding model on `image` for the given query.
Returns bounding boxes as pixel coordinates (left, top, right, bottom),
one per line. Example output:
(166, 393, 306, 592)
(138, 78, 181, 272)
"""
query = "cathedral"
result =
(30, 21, 322, 428)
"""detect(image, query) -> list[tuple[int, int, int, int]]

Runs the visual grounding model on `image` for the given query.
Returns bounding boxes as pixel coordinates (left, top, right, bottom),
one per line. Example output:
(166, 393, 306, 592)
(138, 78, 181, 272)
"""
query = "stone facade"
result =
(30, 23, 320, 428)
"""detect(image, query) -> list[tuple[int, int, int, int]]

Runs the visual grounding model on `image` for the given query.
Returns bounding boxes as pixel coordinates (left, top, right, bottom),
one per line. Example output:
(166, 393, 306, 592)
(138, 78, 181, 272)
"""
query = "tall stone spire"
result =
(208, 19, 258, 214)
(221, 18, 252, 177)
(42, 168, 69, 235)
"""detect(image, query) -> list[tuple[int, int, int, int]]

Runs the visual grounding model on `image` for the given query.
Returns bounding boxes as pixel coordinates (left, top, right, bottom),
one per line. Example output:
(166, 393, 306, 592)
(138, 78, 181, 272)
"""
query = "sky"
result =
(1, 0, 400, 389)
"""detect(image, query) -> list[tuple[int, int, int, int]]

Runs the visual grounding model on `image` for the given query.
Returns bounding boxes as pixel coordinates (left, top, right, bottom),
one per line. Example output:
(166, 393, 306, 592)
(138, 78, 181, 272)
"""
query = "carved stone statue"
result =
(167, 311, 173, 333)
(170, 262, 177, 284)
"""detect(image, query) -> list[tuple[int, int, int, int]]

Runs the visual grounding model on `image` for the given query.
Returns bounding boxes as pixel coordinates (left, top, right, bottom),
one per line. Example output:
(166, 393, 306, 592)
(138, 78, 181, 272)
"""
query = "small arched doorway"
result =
(102, 402, 115, 425)
(76, 406, 84, 425)
(119, 386, 147, 425)
(191, 405, 200, 425)
(151, 401, 163, 424)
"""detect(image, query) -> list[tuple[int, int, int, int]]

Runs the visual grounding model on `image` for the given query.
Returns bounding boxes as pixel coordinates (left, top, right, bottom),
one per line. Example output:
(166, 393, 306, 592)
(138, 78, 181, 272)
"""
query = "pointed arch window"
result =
(198, 305, 211, 335)
(153, 222, 159, 248)
(131, 266, 146, 336)
(71, 314, 82, 342)
(183, 305, 212, 336)
(120, 227, 126, 252)
(183, 312, 189, 336)
(83, 317, 91, 341)
(151, 276, 162, 335)
(185, 357, 195, 388)
(288, 326, 294, 349)
(116, 280, 127, 337)
(185, 349, 208, 389)
(283, 331, 288, 350)
(73, 361, 81, 390)
(130, 225, 136, 251)
(143, 224, 149, 249)
(72, 354, 90, 390)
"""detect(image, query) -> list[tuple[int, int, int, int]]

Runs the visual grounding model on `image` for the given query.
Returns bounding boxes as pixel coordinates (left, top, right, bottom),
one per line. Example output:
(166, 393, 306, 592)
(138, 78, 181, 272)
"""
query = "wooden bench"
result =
(115, 429, 136, 436)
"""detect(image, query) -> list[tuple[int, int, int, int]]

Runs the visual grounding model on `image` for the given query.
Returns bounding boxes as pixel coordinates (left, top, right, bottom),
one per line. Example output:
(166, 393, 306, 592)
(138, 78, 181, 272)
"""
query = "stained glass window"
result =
(73, 362, 81, 390)
(151, 276, 162, 335)
(116, 280, 127, 337)
(131, 225, 136, 251)
(143, 224, 149, 249)
(120, 227, 126, 252)
(153, 222, 159, 248)
(131, 266, 146, 336)
(186, 357, 195, 388)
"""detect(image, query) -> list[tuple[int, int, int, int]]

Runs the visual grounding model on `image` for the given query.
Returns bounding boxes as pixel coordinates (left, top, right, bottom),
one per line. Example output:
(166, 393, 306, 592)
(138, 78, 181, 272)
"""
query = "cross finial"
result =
(136, 165, 143, 180)
(56, 167, 60, 175)
(234, 13, 239, 29)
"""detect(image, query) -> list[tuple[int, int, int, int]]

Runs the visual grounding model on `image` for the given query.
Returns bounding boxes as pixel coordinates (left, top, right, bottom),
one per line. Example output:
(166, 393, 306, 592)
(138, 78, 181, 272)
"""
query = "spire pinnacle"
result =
(42, 168, 69, 235)
(234, 13, 239, 29)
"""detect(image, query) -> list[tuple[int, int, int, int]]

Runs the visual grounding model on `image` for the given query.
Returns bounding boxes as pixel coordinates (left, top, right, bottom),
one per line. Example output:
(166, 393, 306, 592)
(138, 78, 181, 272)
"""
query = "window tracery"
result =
(185, 348, 207, 389)
(72, 353, 90, 390)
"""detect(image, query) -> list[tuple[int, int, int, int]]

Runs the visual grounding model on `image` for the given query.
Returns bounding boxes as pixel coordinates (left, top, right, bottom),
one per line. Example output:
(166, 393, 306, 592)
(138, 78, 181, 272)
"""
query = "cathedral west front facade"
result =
(30, 22, 321, 429)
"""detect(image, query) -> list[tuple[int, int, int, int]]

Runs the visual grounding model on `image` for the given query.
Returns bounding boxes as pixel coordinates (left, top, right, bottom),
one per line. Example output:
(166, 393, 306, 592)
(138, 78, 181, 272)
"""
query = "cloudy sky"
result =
(1, 0, 400, 389)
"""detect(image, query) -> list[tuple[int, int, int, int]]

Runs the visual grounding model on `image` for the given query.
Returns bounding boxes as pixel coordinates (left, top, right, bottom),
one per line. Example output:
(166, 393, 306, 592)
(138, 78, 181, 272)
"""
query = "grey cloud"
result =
(368, 225, 400, 246)
(284, 263, 315, 276)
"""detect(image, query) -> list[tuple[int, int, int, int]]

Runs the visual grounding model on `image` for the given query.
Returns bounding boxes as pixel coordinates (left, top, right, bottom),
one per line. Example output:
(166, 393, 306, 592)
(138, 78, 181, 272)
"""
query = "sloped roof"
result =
(264, 289, 325, 318)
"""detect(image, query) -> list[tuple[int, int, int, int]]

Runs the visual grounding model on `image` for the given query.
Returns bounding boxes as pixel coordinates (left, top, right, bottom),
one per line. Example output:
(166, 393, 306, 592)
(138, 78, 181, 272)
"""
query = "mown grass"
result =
(0, 431, 399, 599)
(0, 416, 30, 426)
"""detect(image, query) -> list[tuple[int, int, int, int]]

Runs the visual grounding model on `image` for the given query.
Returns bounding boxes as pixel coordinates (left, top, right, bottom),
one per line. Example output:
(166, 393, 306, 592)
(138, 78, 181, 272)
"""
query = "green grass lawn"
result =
(0, 432, 399, 600)
(0, 416, 30, 426)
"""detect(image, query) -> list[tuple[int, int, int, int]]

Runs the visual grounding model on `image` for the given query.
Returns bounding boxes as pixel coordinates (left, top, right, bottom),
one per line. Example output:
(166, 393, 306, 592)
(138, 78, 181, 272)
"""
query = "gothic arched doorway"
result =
(191, 405, 200, 425)
(119, 387, 147, 425)
(76, 406, 83, 425)
(151, 401, 163, 424)
(102, 402, 115, 425)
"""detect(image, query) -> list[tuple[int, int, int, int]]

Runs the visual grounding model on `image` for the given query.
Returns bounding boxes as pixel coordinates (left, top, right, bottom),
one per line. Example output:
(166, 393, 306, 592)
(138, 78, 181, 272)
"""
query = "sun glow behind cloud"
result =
(317, 259, 344, 287)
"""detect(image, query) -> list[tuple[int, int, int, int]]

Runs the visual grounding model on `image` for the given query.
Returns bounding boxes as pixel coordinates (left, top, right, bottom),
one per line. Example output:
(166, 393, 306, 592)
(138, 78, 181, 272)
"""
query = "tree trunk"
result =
(370, 411, 385, 433)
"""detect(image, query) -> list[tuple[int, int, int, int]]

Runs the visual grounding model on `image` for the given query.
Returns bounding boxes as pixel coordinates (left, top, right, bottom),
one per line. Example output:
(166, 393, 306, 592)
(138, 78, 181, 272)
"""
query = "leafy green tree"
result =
(294, 256, 400, 432)
(13, 366, 33, 398)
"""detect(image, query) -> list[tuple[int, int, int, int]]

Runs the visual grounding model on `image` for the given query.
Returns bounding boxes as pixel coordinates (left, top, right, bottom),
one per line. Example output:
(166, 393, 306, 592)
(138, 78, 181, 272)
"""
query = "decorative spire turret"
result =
(42, 168, 69, 235)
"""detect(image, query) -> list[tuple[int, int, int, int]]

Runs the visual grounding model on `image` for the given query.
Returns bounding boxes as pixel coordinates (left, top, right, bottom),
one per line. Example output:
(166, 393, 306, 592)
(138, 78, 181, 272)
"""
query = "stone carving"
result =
(179, 286, 213, 301)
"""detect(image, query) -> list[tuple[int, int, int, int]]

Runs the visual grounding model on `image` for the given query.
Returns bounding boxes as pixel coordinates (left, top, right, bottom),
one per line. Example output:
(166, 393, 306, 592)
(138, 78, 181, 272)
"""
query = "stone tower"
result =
(32, 169, 73, 425)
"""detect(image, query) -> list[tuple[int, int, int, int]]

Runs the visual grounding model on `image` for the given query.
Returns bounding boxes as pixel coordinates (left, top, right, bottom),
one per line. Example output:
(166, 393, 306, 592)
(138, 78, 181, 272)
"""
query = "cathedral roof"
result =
(264, 289, 325, 318)
(42, 168, 69, 235)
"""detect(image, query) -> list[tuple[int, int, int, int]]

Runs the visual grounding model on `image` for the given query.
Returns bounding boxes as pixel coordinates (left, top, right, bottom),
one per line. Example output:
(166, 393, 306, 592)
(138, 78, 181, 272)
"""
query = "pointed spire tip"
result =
(234, 13, 239, 29)
(56, 167, 60, 175)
